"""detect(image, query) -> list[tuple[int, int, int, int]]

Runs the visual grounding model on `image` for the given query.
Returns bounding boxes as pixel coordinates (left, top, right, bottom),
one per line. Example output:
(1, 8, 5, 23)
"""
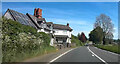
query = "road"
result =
(50, 46, 119, 64)
(23, 46, 119, 64)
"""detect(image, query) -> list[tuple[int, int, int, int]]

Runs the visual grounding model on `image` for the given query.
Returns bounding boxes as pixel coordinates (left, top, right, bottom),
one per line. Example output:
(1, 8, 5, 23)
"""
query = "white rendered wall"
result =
(53, 29, 72, 38)
(37, 29, 50, 34)
(50, 38, 54, 46)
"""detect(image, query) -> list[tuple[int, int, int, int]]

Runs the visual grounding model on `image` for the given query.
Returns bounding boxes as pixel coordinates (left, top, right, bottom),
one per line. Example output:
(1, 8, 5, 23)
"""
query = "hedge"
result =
(2, 18, 56, 62)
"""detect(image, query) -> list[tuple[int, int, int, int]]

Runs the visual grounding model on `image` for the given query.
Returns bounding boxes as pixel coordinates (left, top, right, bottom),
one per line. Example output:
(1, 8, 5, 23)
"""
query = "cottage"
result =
(46, 22, 72, 47)
(3, 8, 73, 47)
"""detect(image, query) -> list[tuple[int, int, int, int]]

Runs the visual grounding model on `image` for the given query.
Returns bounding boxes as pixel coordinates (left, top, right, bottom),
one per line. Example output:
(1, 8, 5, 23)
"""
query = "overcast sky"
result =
(2, 2, 118, 39)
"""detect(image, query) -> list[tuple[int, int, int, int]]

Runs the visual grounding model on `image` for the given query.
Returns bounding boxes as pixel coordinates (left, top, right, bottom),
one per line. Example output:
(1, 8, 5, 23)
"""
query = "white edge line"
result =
(87, 46, 108, 64)
(49, 48, 74, 63)
(94, 47, 119, 56)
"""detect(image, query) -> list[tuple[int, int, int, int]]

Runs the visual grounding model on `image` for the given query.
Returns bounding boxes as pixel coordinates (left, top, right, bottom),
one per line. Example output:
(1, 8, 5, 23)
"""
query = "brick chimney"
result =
(67, 23, 69, 27)
(37, 8, 42, 18)
(34, 8, 37, 16)
(34, 8, 42, 19)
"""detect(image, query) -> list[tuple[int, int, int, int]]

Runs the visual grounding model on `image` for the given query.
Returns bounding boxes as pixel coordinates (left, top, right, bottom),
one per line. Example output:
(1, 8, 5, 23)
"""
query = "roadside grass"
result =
(22, 46, 57, 62)
(94, 44, 120, 54)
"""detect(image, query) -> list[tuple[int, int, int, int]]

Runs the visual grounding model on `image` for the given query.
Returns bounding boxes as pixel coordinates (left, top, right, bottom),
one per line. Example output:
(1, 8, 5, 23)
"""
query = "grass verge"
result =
(94, 44, 120, 54)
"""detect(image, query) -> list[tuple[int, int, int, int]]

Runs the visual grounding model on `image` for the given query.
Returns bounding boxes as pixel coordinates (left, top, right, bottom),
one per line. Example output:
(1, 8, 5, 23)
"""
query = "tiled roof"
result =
(46, 22, 72, 31)
(5, 9, 72, 31)
(37, 18, 46, 22)
(26, 13, 43, 29)
(46, 22, 53, 25)
(27, 13, 51, 30)
(46, 22, 53, 27)
(7, 9, 37, 29)
(53, 24, 72, 31)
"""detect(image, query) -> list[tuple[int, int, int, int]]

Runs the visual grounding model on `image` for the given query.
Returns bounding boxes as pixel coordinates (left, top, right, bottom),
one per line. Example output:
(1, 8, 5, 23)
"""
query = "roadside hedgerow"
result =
(2, 18, 55, 62)
(71, 34, 83, 46)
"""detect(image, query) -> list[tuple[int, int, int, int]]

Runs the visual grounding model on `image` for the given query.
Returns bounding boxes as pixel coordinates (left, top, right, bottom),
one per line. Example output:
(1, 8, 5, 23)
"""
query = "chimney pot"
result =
(67, 23, 69, 27)
(34, 8, 37, 16)
(37, 8, 42, 18)
(34, 8, 42, 18)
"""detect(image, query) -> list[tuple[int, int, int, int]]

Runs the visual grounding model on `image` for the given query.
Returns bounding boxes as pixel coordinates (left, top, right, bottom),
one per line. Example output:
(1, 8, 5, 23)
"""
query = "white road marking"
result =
(87, 46, 108, 64)
(94, 47, 119, 56)
(92, 54, 94, 56)
(49, 48, 74, 63)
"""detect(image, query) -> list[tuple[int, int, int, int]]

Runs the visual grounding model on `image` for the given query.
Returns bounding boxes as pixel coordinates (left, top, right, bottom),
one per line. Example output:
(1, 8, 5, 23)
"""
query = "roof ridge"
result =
(8, 9, 26, 15)
(53, 23, 68, 26)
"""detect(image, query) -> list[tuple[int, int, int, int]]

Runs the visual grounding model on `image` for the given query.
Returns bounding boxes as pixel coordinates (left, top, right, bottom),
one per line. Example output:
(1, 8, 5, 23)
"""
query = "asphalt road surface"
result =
(50, 46, 119, 64)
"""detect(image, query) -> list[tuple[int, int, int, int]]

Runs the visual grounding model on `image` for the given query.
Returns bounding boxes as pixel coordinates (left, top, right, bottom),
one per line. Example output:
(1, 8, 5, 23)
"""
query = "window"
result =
(50, 25, 53, 30)
(55, 30, 58, 33)
(63, 30, 67, 34)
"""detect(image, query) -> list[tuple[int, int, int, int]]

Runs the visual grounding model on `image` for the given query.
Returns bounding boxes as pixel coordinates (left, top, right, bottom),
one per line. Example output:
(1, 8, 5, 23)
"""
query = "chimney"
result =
(67, 23, 69, 27)
(34, 8, 42, 19)
(37, 8, 42, 18)
(34, 8, 37, 16)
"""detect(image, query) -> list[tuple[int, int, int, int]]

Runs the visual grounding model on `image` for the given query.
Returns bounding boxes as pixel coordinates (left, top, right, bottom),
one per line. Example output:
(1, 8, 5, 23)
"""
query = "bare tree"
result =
(94, 14, 114, 44)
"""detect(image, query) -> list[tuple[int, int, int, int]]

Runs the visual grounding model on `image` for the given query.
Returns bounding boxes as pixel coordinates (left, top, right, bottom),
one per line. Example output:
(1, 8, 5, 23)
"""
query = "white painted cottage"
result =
(3, 8, 73, 47)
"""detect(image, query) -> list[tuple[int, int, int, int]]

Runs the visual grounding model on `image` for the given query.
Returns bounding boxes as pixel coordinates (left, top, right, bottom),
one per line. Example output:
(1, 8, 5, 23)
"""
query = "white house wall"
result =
(53, 29, 72, 38)
(37, 29, 50, 34)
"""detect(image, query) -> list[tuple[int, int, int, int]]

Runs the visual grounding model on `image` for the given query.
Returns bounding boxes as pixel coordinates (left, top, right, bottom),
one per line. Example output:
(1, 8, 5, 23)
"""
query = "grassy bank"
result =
(94, 44, 120, 54)
(2, 18, 56, 62)
(71, 35, 83, 47)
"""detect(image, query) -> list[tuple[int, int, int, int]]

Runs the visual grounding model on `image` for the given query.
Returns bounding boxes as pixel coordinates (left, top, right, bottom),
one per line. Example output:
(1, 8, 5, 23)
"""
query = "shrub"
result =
(2, 18, 55, 62)
(71, 34, 83, 46)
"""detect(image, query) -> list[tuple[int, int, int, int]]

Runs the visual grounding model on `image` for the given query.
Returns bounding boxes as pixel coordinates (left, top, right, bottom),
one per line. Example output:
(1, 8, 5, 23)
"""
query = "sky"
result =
(2, 2, 118, 39)
(2, 0, 119, 2)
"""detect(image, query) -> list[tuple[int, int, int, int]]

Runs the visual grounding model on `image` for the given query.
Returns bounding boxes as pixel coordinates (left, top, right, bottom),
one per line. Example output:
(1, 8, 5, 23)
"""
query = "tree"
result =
(94, 14, 114, 44)
(77, 33, 81, 40)
(78, 32, 87, 43)
(71, 34, 83, 46)
(89, 26, 103, 44)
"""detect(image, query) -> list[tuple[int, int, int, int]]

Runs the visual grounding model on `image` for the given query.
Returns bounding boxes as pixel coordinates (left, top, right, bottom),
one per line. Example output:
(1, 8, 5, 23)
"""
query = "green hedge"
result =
(2, 18, 56, 62)
(94, 45, 120, 54)
(71, 35, 83, 46)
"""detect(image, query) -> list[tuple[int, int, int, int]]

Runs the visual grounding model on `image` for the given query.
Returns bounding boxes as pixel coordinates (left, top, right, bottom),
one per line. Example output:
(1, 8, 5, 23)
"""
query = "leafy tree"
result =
(78, 32, 87, 43)
(77, 33, 80, 40)
(89, 26, 103, 44)
(94, 14, 114, 44)
(71, 34, 83, 46)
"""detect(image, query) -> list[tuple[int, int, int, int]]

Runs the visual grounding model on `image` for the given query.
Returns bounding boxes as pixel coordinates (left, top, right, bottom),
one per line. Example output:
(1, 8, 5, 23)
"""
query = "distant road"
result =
(50, 46, 119, 64)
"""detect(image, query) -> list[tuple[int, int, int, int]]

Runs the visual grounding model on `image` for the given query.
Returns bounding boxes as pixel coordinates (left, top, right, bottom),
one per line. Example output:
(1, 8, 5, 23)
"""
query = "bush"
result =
(71, 34, 83, 46)
(2, 18, 55, 62)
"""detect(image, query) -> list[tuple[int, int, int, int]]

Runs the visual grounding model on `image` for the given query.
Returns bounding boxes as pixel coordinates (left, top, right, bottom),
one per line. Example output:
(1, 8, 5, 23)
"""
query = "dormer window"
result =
(50, 24, 53, 30)
(37, 21, 42, 24)
(43, 20, 45, 23)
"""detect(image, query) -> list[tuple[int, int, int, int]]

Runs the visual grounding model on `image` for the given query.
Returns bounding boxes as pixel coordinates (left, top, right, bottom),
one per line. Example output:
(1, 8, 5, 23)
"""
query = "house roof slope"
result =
(53, 24, 72, 31)
(7, 9, 37, 28)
